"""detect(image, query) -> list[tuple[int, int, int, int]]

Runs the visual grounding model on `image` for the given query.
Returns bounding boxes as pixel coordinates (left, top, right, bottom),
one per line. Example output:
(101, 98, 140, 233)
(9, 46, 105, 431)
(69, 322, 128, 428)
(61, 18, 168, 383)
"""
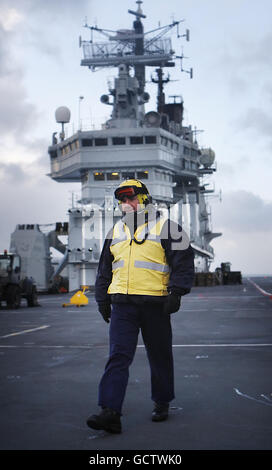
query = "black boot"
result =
(86, 408, 122, 434)
(152, 402, 169, 422)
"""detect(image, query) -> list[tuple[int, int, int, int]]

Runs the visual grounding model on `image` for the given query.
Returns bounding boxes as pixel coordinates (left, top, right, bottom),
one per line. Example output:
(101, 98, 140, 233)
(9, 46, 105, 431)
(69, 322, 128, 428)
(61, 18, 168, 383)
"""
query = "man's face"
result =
(121, 195, 140, 213)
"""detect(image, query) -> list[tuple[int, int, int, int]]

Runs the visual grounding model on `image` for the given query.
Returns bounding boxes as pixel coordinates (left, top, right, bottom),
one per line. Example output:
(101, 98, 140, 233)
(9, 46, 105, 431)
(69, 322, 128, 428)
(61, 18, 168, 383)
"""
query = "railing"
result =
(82, 38, 173, 64)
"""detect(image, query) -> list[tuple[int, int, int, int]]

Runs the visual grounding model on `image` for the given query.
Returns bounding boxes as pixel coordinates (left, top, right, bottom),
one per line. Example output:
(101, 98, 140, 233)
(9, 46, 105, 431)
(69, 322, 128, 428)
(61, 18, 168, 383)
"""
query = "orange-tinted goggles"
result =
(115, 187, 136, 201)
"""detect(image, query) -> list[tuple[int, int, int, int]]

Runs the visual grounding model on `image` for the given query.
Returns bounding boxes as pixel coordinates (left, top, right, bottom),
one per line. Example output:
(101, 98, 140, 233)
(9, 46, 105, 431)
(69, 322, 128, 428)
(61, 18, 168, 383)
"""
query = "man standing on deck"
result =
(86, 179, 195, 433)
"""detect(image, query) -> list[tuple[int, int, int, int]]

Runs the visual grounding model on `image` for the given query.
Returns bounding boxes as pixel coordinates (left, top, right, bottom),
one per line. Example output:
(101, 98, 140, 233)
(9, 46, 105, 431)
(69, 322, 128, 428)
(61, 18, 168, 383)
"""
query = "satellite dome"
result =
(144, 111, 161, 127)
(100, 94, 110, 104)
(55, 106, 71, 124)
(199, 148, 215, 168)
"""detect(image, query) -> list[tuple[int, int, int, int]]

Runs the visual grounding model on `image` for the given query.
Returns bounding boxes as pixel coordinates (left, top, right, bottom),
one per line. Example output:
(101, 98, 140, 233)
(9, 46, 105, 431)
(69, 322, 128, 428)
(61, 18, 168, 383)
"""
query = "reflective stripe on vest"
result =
(112, 260, 125, 270)
(134, 260, 170, 273)
(108, 216, 169, 296)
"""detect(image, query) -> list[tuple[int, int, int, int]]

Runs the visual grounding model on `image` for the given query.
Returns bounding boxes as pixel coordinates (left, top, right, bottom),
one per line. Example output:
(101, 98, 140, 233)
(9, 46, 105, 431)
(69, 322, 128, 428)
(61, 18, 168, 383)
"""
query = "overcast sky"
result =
(0, 0, 271, 275)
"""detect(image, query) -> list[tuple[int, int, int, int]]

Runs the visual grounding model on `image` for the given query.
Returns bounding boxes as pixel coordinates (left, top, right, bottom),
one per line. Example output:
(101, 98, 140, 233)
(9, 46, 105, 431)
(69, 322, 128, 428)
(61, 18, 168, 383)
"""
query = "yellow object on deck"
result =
(62, 286, 89, 307)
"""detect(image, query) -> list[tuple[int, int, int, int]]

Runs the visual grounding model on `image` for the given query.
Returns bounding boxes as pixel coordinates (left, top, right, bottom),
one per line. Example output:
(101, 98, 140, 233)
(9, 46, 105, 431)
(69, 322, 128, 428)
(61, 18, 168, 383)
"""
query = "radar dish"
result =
(144, 111, 161, 127)
(55, 106, 71, 124)
(100, 94, 110, 104)
(200, 148, 215, 168)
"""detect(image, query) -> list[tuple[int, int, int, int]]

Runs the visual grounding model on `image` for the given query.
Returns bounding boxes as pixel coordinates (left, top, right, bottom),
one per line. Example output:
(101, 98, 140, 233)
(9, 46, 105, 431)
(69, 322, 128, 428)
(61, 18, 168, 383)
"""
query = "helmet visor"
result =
(115, 186, 136, 201)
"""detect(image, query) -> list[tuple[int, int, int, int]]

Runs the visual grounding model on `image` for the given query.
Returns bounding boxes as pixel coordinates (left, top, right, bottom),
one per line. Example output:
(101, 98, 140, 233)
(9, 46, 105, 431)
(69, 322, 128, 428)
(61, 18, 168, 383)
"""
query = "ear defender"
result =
(136, 193, 152, 206)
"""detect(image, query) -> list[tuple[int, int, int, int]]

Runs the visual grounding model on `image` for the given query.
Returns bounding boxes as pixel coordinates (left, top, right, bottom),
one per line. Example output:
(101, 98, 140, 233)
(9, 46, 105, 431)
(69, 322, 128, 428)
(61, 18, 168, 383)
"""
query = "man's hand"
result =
(163, 293, 181, 315)
(98, 303, 111, 323)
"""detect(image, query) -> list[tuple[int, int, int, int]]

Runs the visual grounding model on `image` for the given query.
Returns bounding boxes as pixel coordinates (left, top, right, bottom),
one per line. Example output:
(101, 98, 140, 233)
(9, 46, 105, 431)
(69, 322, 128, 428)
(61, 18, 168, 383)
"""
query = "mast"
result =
(129, 0, 146, 95)
(151, 68, 170, 112)
(80, 0, 187, 129)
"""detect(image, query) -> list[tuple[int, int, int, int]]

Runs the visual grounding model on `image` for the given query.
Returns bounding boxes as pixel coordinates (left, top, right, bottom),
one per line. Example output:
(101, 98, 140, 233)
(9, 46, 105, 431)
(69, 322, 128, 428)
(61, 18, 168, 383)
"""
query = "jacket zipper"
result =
(126, 237, 133, 294)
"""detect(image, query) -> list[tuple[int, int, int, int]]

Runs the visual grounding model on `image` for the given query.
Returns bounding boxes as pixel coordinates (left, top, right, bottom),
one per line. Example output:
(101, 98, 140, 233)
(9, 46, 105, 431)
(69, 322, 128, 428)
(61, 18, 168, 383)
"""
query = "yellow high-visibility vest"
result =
(108, 216, 169, 296)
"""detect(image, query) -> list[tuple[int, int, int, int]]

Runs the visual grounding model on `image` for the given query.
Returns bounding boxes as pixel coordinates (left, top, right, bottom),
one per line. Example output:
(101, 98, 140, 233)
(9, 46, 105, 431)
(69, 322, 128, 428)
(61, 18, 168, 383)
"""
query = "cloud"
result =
(212, 190, 272, 233)
(233, 105, 272, 157)
(0, 0, 92, 141)
(0, 169, 77, 252)
(236, 34, 272, 71)
(0, 139, 52, 184)
(0, 5, 24, 32)
(0, 71, 40, 138)
(219, 32, 272, 74)
(0, 22, 40, 141)
(0, 0, 90, 16)
(0, 162, 28, 183)
(210, 190, 272, 274)
(236, 107, 272, 139)
(0, 0, 88, 252)
(210, 229, 272, 275)
(217, 32, 272, 120)
(0, 24, 14, 76)
(228, 75, 248, 96)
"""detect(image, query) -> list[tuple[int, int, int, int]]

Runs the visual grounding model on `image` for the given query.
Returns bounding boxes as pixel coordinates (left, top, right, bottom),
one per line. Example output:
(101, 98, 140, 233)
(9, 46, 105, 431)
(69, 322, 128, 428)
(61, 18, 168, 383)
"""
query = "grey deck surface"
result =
(0, 277, 272, 451)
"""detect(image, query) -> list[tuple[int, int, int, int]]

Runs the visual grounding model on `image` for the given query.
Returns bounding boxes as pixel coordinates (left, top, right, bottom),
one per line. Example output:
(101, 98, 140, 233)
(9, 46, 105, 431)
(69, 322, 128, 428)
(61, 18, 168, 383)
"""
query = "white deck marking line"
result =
(0, 342, 272, 349)
(247, 278, 272, 299)
(0, 325, 50, 339)
(234, 388, 272, 407)
(186, 296, 261, 299)
(138, 343, 272, 348)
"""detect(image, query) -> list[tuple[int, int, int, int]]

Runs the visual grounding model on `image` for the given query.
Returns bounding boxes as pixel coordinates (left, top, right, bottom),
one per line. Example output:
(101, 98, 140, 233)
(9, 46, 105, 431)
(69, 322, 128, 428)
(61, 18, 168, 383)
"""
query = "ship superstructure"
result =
(48, 1, 221, 291)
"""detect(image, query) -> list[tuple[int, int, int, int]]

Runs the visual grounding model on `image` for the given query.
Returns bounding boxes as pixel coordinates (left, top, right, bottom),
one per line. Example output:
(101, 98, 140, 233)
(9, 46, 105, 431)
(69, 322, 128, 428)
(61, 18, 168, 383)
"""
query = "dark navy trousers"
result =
(98, 302, 175, 414)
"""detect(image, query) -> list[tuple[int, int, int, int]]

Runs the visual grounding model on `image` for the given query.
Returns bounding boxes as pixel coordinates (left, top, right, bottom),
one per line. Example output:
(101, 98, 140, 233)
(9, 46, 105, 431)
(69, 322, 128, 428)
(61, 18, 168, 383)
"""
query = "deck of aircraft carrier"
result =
(0, 276, 272, 456)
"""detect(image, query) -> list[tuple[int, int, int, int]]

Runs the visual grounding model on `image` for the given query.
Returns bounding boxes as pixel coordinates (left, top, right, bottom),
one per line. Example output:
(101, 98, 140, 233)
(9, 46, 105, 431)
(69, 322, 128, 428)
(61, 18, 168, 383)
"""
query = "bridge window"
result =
(82, 139, 93, 147)
(137, 171, 148, 179)
(122, 171, 135, 179)
(107, 172, 120, 180)
(173, 142, 179, 151)
(94, 172, 105, 180)
(145, 136, 157, 144)
(94, 138, 108, 146)
(112, 137, 126, 145)
(130, 136, 143, 145)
